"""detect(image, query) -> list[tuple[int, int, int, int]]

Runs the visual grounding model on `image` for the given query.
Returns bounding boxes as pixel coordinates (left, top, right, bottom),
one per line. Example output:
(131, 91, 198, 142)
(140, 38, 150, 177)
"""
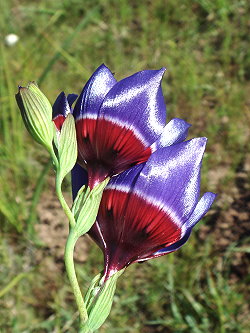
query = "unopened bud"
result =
(16, 82, 54, 151)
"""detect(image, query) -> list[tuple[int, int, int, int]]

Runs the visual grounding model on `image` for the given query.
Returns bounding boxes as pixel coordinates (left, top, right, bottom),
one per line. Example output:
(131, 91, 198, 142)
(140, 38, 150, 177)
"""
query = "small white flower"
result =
(5, 34, 19, 46)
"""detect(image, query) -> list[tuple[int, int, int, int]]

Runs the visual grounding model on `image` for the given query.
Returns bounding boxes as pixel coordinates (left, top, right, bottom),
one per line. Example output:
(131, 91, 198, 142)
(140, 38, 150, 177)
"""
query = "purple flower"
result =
(53, 64, 190, 189)
(86, 138, 216, 280)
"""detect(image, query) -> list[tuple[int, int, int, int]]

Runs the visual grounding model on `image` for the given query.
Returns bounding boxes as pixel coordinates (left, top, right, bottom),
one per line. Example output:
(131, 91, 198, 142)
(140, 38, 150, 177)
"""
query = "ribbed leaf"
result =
(86, 269, 124, 331)
(72, 185, 90, 217)
(57, 114, 77, 180)
(28, 82, 52, 115)
(74, 178, 109, 237)
(84, 273, 102, 309)
(53, 123, 59, 149)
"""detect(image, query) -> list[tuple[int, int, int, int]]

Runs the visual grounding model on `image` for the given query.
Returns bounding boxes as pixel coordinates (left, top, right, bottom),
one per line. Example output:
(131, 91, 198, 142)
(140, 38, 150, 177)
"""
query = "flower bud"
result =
(16, 82, 54, 151)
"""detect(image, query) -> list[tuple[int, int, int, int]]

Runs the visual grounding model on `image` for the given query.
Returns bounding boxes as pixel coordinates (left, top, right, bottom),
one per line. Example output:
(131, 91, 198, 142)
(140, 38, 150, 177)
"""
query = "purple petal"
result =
(71, 163, 88, 200)
(133, 138, 207, 224)
(67, 93, 78, 108)
(184, 192, 217, 228)
(99, 68, 166, 146)
(73, 64, 117, 119)
(105, 163, 144, 192)
(52, 92, 70, 118)
(151, 118, 191, 151)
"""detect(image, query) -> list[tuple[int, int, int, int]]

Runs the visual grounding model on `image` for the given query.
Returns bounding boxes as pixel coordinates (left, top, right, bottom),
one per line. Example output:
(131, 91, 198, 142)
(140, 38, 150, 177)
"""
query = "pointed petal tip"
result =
(151, 118, 192, 151)
(185, 191, 217, 229)
(153, 67, 166, 80)
(58, 91, 66, 97)
(201, 136, 208, 143)
(173, 117, 191, 127)
(145, 67, 166, 91)
(205, 191, 217, 202)
(54, 91, 67, 103)
(73, 63, 117, 118)
(194, 136, 207, 144)
(134, 67, 166, 82)
(170, 117, 192, 130)
(94, 63, 114, 76)
(52, 91, 70, 119)
(199, 136, 208, 151)
(159, 67, 167, 74)
(188, 137, 208, 153)
(184, 137, 208, 168)
(99, 63, 110, 70)
(67, 93, 78, 107)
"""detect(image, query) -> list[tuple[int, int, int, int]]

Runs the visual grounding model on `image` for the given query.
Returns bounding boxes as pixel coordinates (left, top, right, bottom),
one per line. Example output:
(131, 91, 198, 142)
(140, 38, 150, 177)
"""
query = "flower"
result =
(5, 33, 19, 46)
(53, 64, 191, 189)
(86, 138, 216, 280)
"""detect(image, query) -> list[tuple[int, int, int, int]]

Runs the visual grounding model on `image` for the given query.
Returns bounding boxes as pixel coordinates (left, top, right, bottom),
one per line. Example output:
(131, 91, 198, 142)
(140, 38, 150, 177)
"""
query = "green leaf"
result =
(15, 82, 54, 151)
(53, 122, 59, 149)
(57, 114, 77, 181)
(73, 178, 110, 237)
(72, 185, 90, 216)
(85, 270, 125, 332)
(84, 273, 102, 309)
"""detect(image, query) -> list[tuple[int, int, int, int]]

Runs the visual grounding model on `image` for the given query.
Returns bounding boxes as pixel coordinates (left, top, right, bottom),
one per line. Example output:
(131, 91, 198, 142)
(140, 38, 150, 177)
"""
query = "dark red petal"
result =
(90, 190, 182, 280)
(53, 114, 66, 131)
(76, 118, 152, 188)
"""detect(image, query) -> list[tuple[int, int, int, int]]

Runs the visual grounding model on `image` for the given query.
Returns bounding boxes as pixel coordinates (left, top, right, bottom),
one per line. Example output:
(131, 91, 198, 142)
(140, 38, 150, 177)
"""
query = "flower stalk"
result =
(55, 172, 76, 229)
(65, 228, 88, 324)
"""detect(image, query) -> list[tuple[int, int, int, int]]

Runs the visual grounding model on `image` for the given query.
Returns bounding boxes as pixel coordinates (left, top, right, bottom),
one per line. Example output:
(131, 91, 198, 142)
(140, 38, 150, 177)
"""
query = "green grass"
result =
(0, 0, 249, 332)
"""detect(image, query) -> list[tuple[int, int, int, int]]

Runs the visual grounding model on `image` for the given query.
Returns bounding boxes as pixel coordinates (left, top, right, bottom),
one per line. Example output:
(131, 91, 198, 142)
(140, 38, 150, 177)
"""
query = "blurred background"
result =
(0, 0, 250, 332)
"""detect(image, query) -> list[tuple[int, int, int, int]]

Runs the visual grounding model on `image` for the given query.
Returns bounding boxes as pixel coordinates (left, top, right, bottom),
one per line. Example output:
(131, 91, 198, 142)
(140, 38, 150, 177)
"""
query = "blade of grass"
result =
(207, 273, 226, 333)
(18, 9, 64, 70)
(41, 32, 85, 73)
(38, 6, 99, 85)
(0, 271, 32, 298)
(27, 159, 51, 237)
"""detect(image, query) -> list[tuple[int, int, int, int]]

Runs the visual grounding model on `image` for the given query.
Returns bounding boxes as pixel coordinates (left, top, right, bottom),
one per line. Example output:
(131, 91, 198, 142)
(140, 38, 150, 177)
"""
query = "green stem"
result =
(55, 172, 76, 228)
(48, 145, 90, 329)
(65, 229, 88, 325)
(48, 145, 59, 169)
(48, 146, 75, 228)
